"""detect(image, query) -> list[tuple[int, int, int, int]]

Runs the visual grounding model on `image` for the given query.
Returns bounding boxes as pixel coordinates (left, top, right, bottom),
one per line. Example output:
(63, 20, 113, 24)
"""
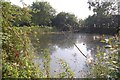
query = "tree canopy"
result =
(31, 1, 56, 26)
(81, 0, 119, 34)
(52, 12, 79, 31)
(1, 0, 119, 33)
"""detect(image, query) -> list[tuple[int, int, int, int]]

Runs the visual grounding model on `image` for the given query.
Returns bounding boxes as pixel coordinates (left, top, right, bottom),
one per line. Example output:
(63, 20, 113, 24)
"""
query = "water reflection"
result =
(30, 33, 108, 78)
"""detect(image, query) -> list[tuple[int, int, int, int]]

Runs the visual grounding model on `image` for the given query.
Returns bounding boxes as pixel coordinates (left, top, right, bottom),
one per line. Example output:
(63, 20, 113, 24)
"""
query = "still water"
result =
(29, 33, 110, 78)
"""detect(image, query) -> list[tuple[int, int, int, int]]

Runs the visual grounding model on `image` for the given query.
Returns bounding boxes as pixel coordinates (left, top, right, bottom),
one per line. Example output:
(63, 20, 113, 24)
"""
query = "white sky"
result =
(9, 0, 93, 19)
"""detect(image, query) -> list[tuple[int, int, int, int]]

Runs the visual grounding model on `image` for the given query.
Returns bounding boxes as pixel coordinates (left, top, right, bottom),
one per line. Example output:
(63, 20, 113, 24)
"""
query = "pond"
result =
(29, 33, 111, 78)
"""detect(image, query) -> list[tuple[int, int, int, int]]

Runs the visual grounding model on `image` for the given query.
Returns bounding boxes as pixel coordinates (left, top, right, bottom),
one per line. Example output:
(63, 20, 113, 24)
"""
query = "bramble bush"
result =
(1, 1, 43, 78)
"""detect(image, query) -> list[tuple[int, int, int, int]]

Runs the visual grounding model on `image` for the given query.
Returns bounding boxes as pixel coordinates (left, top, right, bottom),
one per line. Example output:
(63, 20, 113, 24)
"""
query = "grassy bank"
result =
(19, 26, 55, 34)
(18, 26, 67, 35)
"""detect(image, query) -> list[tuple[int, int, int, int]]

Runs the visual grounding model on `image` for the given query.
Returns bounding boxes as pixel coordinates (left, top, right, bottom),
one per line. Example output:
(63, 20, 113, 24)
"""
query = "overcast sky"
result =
(9, 0, 93, 19)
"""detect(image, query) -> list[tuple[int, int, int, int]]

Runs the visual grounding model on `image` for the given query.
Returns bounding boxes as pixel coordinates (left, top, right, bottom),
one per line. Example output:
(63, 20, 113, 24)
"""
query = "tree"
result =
(88, 0, 116, 16)
(31, 1, 56, 26)
(82, 0, 119, 34)
(52, 12, 79, 31)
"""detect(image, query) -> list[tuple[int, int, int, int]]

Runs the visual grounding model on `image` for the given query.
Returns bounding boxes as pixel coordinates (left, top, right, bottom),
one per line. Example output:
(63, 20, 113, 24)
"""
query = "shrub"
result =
(88, 33, 120, 78)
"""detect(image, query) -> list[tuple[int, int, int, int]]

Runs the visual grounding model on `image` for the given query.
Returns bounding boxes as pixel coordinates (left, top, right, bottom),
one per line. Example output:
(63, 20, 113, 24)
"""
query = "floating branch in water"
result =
(62, 31, 87, 58)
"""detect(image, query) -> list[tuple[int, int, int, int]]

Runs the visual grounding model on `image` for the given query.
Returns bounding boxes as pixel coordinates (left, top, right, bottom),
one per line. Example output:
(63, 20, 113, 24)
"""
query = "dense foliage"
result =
(80, 0, 120, 34)
(12, 6, 32, 27)
(88, 33, 120, 78)
(1, 0, 120, 78)
(1, 1, 74, 78)
(31, 1, 56, 26)
(1, 1, 42, 78)
(2, 0, 119, 34)
(52, 12, 79, 31)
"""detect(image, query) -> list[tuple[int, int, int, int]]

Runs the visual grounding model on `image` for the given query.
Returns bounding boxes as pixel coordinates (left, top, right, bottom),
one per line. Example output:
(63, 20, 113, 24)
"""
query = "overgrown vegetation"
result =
(57, 59, 75, 78)
(1, 0, 74, 78)
(1, 0, 119, 34)
(80, 0, 119, 34)
(1, 0, 120, 78)
(1, 1, 42, 77)
(88, 33, 120, 78)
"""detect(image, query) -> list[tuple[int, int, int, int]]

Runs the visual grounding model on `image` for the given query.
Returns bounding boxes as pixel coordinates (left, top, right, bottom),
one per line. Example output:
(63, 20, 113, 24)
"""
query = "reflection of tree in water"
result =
(29, 33, 78, 53)
(29, 33, 108, 57)
(51, 33, 78, 49)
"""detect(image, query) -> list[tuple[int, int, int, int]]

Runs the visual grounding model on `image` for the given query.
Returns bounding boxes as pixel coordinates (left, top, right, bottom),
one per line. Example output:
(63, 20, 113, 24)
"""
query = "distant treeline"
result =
(78, 15, 120, 35)
(2, 0, 120, 34)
